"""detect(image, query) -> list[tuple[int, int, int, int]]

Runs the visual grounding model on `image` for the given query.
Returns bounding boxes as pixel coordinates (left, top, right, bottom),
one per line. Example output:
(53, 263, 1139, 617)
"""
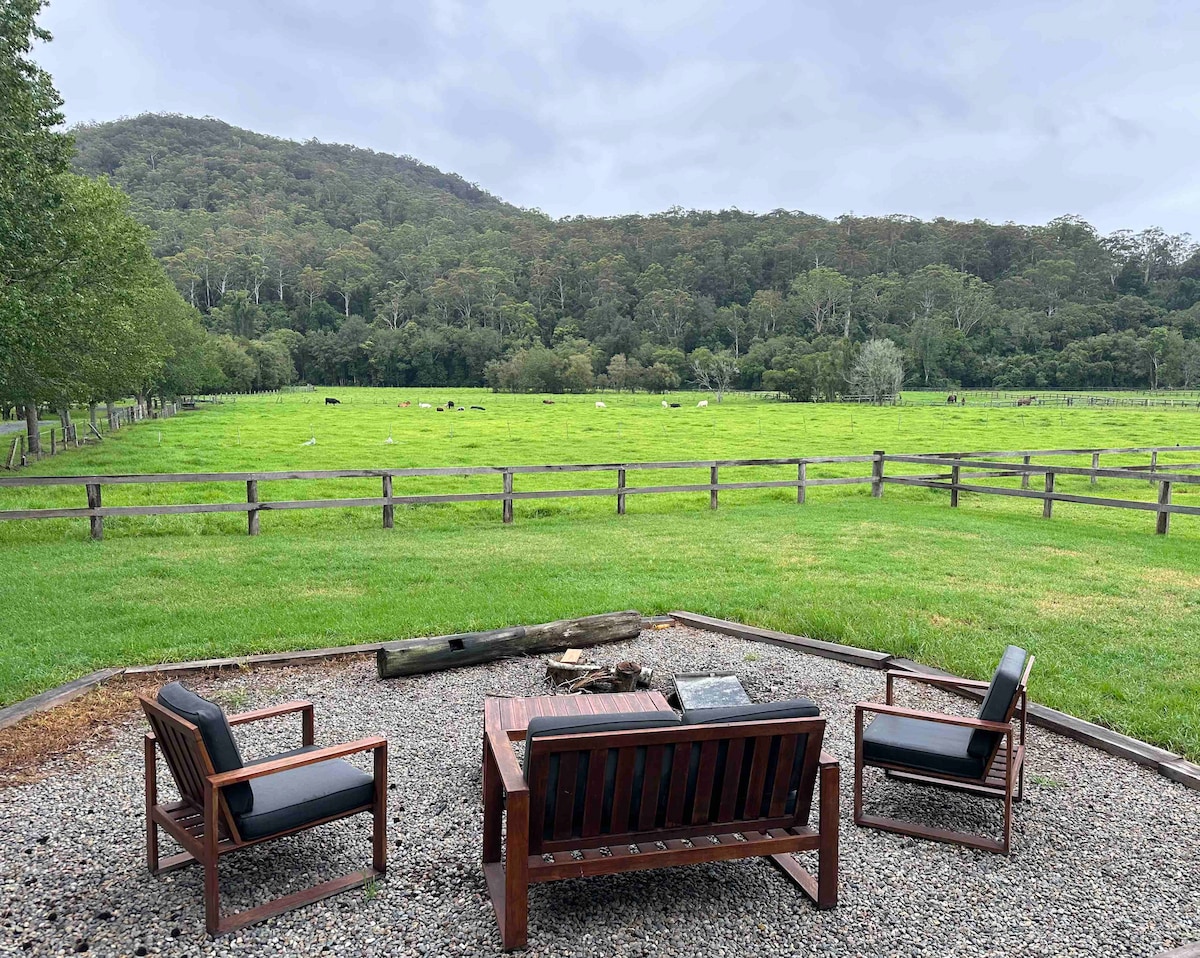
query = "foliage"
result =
(68, 116, 1200, 395)
(848, 339, 905, 403)
(0, 9, 209, 439)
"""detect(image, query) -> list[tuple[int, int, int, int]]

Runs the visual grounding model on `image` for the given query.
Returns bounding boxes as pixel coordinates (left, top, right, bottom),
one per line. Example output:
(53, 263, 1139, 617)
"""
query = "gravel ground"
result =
(1, 626, 1198, 957)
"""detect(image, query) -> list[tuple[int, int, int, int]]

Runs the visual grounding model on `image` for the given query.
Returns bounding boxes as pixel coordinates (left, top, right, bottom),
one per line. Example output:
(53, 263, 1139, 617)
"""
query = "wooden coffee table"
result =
(484, 690, 671, 740)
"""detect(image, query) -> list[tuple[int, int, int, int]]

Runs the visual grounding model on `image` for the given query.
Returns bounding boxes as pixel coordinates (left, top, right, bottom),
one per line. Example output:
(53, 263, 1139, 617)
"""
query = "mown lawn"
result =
(1, 389, 1198, 758)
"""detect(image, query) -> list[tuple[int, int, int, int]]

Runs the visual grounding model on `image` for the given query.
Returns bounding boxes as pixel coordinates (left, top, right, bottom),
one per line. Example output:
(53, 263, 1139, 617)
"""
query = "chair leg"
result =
(504, 790, 529, 951)
(817, 761, 839, 908)
(373, 743, 388, 874)
(203, 788, 221, 936)
(145, 736, 160, 873)
(855, 760, 1013, 855)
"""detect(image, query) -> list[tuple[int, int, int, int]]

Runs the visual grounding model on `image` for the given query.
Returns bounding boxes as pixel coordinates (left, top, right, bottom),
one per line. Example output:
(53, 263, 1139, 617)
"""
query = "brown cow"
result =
(1016, 396, 1034, 407)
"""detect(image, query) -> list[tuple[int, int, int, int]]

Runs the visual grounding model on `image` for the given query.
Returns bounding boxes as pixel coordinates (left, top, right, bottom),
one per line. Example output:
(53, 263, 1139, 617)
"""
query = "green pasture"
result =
(1, 388, 1198, 759)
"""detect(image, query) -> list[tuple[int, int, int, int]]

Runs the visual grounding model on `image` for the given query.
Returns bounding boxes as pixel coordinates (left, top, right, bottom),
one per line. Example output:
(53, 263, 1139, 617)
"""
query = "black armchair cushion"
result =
(525, 711, 682, 841)
(968, 645, 1028, 759)
(158, 682, 252, 816)
(236, 748, 374, 839)
(681, 697, 819, 725)
(862, 714, 986, 779)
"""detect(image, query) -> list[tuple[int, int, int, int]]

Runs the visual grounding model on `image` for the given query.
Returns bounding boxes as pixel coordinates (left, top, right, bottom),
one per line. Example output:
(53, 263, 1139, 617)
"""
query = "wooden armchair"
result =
(140, 683, 387, 935)
(854, 646, 1033, 854)
(483, 702, 839, 950)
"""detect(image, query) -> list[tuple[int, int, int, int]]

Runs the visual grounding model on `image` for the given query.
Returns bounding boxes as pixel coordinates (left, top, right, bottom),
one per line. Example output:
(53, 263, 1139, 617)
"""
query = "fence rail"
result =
(0, 446, 1197, 540)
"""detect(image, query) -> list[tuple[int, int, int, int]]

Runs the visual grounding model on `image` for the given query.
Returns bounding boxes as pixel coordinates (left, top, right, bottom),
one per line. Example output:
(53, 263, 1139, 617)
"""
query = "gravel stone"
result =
(0, 626, 1197, 956)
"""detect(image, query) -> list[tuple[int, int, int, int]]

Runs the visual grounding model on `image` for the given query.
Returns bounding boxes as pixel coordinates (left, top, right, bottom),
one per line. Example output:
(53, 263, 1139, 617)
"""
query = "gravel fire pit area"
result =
(2, 627, 1198, 957)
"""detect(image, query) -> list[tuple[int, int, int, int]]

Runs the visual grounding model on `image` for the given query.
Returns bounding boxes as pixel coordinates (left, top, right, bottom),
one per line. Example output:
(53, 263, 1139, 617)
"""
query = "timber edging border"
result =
(2, 610, 1198, 797)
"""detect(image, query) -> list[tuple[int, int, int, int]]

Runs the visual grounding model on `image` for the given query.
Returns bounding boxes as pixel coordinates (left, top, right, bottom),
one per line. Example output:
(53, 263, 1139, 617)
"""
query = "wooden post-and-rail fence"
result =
(0, 445, 1197, 541)
(3, 402, 178, 469)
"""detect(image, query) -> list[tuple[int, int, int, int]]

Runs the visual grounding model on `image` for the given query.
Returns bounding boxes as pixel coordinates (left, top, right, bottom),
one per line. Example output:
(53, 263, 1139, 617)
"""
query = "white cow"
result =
(418, 402, 432, 409)
(595, 401, 607, 409)
(697, 400, 708, 408)
(662, 400, 669, 408)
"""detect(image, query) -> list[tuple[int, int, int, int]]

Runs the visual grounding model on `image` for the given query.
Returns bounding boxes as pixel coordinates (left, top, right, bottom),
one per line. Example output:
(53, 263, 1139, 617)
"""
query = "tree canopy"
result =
(67, 114, 1200, 396)
(0, 3, 215, 450)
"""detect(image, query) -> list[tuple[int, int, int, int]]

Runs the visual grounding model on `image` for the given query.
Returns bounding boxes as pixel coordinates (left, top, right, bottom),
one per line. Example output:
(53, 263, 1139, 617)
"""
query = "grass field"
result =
(2, 388, 1199, 758)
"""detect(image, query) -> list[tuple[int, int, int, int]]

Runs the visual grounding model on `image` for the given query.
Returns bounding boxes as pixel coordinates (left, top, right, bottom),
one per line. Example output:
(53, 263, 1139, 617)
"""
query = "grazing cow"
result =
(1016, 396, 1033, 407)
(324, 397, 340, 405)
(398, 401, 411, 408)
(697, 400, 708, 408)
(471, 405, 486, 411)
(595, 401, 607, 409)
(542, 399, 555, 405)
(946, 394, 957, 404)
(418, 402, 432, 409)
(446, 401, 455, 407)
(670, 403, 681, 408)
(437, 407, 445, 412)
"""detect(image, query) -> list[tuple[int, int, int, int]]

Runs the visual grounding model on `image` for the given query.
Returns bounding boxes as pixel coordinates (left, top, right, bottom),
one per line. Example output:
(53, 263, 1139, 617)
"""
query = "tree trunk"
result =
(58, 405, 72, 429)
(89, 403, 98, 427)
(377, 611, 642, 679)
(24, 402, 41, 455)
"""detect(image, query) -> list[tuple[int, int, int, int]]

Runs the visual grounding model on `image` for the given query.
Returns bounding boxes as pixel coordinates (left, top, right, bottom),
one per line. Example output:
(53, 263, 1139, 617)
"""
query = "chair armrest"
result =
(885, 670, 991, 691)
(207, 736, 386, 788)
(855, 701, 1013, 733)
(819, 749, 839, 767)
(227, 700, 313, 725)
(486, 727, 529, 795)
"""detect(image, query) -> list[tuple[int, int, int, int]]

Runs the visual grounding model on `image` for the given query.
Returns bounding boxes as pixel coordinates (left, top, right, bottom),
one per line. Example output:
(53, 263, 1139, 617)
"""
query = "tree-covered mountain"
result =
(72, 113, 1200, 395)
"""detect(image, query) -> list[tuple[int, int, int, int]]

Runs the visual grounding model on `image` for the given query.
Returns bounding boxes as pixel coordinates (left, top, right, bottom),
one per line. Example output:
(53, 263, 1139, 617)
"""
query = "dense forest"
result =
(71, 113, 1200, 397)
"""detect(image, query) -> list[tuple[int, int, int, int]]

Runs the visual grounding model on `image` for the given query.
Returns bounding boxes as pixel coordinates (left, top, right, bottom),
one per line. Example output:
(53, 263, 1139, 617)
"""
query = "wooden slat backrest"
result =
(140, 694, 242, 843)
(526, 717, 825, 855)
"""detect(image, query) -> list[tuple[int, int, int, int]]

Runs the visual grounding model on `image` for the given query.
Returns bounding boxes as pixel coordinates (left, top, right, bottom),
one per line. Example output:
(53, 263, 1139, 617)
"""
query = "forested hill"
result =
(71, 114, 1200, 395)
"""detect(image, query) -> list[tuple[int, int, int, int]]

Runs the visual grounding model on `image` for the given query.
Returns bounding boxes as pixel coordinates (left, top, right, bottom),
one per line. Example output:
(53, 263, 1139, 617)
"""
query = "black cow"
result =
(325, 397, 340, 405)
(471, 405, 486, 411)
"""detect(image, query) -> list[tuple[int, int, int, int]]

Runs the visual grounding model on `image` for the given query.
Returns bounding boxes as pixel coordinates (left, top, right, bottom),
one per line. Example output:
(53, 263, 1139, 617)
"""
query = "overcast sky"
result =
(33, 0, 1200, 234)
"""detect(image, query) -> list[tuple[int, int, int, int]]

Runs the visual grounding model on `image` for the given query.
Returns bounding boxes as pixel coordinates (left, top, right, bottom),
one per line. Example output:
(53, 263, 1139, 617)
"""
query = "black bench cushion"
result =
(681, 697, 820, 725)
(525, 710, 682, 842)
(157, 682, 253, 816)
(236, 746, 374, 839)
(862, 714, 986, 779)
(968, 645, 1028, 759)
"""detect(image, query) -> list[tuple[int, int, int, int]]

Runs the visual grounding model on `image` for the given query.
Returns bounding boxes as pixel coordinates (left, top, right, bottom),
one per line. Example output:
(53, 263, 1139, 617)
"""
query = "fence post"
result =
(872, 451, 885, 498)
(950, 464, 960, 508)
(710, 465, 719, 510)
(502, 470, 513, 524)
(50, 428, 56, 456)
(797, 461, 807, 505)
(1021, 455, 1031, 490)
(246, 479, 260, 536)
(382, 474, 394, 529)
(617, 467, 626, 515)
(1091, 452, 1100, 485)
(86, 483, 103, 540)
(1156, 480, 1172, 535)
(1150, 450, 1158, 485)
(1043, 471, 1055, 519)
